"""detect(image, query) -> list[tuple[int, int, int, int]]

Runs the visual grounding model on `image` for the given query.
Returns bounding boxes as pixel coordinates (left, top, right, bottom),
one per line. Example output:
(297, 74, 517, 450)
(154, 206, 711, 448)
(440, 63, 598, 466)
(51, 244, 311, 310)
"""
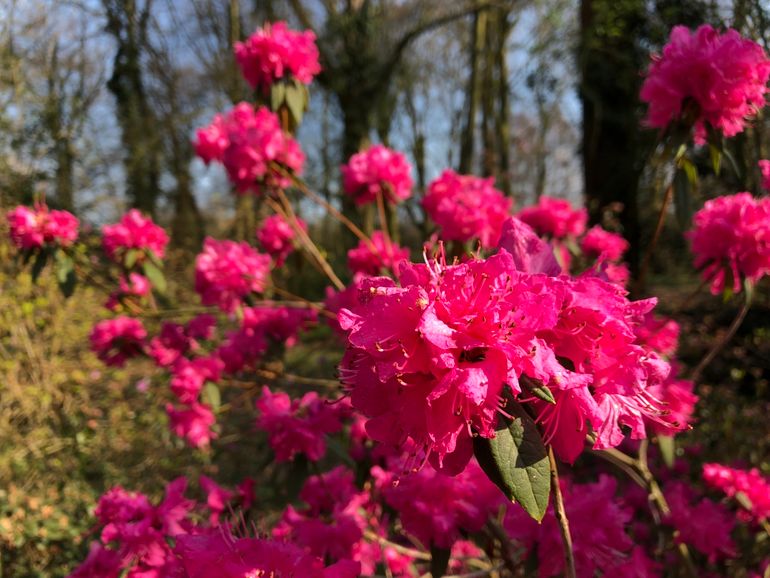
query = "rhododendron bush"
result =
(4, 18, 770, 578)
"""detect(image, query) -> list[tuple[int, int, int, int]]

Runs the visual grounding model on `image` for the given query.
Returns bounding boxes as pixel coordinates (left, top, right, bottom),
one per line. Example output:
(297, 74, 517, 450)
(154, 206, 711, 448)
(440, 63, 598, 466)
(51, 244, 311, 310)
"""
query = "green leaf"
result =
(270, 82, 287, 113)
(709, 144, 722, 176)
(473, 400, 551, 521)
(202, 382, 221, 412)
(31, 249, 50, 282)
(125, 248, 141, 269)
(54, 251, 77, 298)
(658, 434, 675, 468)
(521, 375, 555, 404)
(284, 83, 306, 127)
(142, 260, 167, 294)
(679, 157, 698, 186)
(429, 544, 451, 578)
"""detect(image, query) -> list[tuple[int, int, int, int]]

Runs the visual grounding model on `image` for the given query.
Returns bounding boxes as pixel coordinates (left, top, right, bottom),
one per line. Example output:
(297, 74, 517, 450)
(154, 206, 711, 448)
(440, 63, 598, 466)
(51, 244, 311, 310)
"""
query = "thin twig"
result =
(637, 182, 674, 291)
(548, 446, 576, 578)
(363, 530, 430, 560)
(689, 290, 752, 383)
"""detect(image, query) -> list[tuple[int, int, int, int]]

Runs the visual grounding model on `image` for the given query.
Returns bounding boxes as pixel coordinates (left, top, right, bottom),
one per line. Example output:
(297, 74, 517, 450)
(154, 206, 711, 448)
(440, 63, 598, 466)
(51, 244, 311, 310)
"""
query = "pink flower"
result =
(106, 273, 151, 311)
(198, 475, 233, 526)
(68, 542, 122, 578)
(257, 214, 305, 266)
(664, 481, 737, 562)
(90, 317, 147, 367)
(646, 375, 698, 436)
(242, 305, 316, 347)
(640, 25, 770, 142)
(234, 21, 321, 93)
(580, 225, 629, 261)
(635, 313, 680, 358)
(194, 237, 272, 312)
(149, 322, 192, 367)
(255, 386, 345, 462)
(703, 463, 770, 522)
(7, 204, 79, 249)
(194, 103, 304, 193)
(517, 196, 587, 240)
(423, 170, 513, 248)
(373, 459, 501, 549)
(173, 532, 360, 578)
(341, 145, 413, 205)
(324, 273, 368, 337)
(169, 356, 223, 404)
(347, 231, 410, 276)
(273, 466, 367, 562)
(102, 210, 168, 262)
(688, 192, 770, 294)
(165, 402, 217, 448)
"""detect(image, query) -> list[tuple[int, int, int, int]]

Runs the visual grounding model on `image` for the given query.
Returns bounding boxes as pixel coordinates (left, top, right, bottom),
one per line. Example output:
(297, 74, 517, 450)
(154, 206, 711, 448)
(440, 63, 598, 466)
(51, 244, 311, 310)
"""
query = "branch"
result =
(548, 446, 576, 578)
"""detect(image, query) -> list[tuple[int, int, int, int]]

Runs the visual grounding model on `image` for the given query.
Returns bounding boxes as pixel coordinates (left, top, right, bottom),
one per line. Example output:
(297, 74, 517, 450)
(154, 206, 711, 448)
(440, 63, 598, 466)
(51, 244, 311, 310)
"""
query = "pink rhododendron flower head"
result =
(687, 192, 770, 294)
(347, 231, 410, 276)
(7, 203, 79, 249)
(703, 463, 770, 522)
(647, 376, 698, 436)
(89, 316, 147, 367)
(640, 25, 770, 142)
(165, 402, 217, 448)
(517, 196, 588, 240)
(194, 237, 272, 312)
(257, 213, 305, 266)
(255, 386, 345, 462)
(341, 145, 413, 205)
(106, 273, 151, 311)
(169, 356, 223, 404)
(423, 170, 513, 248)
(194, 103, 305, 193)
(635, 312, 680, 358)
(234, 21, 321, 93)
(102, 209, 169, 262)
(580, 225, 629, 261)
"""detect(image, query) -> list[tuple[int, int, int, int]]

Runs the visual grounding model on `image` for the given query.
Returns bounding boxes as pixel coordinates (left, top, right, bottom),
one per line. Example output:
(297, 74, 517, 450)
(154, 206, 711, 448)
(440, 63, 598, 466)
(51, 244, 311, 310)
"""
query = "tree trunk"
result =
(459, 9, 487, 174)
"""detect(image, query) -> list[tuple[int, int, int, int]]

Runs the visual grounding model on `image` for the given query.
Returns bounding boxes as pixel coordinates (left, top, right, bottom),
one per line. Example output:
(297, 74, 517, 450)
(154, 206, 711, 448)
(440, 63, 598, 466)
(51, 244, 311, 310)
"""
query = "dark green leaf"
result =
(429, 544, 451, 578)
(709, 144, 722, 176)
(31, 249, 50, 282)
(680, 157, 698, 186)
(202, 382, 221, 412)
(284, 83, 306, 127)
(125, 248, 141, 269)
(54, 251, 77, 298)
(270, 81, 286, 112)
(658, 434, 675, 468)
(521, 375, 555, 404)
(473, 400, 551, 521)
(142, 260, 167, 294)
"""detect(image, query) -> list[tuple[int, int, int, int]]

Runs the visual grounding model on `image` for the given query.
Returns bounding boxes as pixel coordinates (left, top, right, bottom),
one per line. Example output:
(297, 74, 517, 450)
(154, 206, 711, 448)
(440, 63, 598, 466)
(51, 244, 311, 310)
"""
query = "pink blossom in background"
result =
(149, 322, 193, 367)
(105, 273, 151, 311)
(255, 386, 345, 462)
(234, 21, 321, 93)
(68, 542, 122, 578)
(496, 216, 561, 276)
(186, 314, 217, 341)
(89, 316, 147, 367)
(506, 475, 636, 578)
(640, 25, 770, 142)
(647, 376, 698, 436)
(341, 144, 413, 205)
(635, 312, 681, 358)
(7, 204, 79, 249)
(688, 192, 770, 294)
(165, 402, 217, 448)
(241, 305, 316, 347)
(664, 481, 737, 562)
(423, 170, 513, 248)
(194, 237, 272, 312)
(580, 225, 629, 261)
(199, 475, 233, 526)
(169, 356, 223, 404)
(102, 209, 169, 262)
(273, 466, 367, 562)
(517, 196, 588, 240)
(347, 231, 410, 276)
(373, 459, 501, 549)
(760, 160, 770, 190)
(173, 532, 360, 578)
(194, 103, 304, 193)
(257, 213, 305, 266)
(703, 463, 770, 522)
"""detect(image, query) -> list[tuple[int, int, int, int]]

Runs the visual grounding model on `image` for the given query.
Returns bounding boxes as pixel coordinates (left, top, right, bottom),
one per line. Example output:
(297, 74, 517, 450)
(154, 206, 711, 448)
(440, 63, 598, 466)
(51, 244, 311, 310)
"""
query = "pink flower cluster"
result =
(423, 170, 513, 248)
(703, 463, 770, 522)
(106, 273, 151, 311)
(166, 402, 217, 449)
(194, 103, 304, 193)
(517, 195, 587, 240)
(339, 218, 675, 471)
(580, 225, 629, 261)
(102, 209, 169, 262)
(257, 213, 305, 266)
(505, 475, 646, 578)
(7, 204, 79, 249)
(347, 231, 410, 276)
(149, 315, 217, 368)
(688, 192, 770, 294)
(640, 25, 770, 142)
(89, 316, 147, 367)
(194, 237, 272, 312)
(341, 145, 413, 205)
(255, 386, 347, 462)
(234, 21, 321, 93)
